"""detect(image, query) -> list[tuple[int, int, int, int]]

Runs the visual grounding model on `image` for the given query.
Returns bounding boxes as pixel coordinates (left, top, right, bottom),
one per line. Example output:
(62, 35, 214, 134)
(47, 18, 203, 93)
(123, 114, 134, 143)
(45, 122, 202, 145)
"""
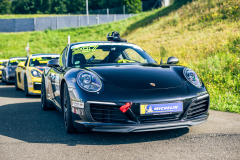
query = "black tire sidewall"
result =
(2, 71, 5, 82)
(24, 76, 29, 96)
(41, 77, 48, 110)
(63, 83, 76, 133)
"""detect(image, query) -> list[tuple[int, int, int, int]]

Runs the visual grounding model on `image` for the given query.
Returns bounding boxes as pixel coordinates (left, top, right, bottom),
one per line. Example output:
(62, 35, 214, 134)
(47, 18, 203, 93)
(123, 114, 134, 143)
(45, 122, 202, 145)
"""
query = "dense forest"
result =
(0, 0, 153, 14)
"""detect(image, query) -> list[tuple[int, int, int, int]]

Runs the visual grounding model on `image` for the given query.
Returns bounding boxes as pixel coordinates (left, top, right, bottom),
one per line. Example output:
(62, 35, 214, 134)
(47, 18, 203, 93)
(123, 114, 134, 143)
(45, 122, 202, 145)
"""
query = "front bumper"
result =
(76, 114, 208, 132)
(5, 72, 15, 83)
(27, 77, 42, 95)
(70, 93, 210, 133)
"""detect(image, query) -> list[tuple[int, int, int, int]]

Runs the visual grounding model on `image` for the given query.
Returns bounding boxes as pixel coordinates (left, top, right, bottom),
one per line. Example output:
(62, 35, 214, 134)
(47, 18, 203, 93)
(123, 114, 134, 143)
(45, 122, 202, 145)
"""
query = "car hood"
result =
(88, 64, 183, 90)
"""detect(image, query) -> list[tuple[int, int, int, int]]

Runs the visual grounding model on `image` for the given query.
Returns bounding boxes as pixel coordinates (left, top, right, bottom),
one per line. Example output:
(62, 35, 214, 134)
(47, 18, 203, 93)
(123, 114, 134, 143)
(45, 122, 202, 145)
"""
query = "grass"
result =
(0, 0, 239, 113)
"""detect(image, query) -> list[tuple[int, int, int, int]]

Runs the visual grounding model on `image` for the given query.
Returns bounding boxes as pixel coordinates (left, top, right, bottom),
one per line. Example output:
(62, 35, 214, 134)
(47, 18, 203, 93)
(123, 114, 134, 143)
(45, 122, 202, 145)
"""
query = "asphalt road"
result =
(0, 82, 239, 160)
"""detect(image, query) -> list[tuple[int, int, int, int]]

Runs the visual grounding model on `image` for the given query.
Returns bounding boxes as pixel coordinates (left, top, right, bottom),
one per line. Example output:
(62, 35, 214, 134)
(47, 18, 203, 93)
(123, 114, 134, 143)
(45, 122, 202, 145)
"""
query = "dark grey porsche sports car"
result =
(41, 32, 210, 133)
(2, 57, 27, 84)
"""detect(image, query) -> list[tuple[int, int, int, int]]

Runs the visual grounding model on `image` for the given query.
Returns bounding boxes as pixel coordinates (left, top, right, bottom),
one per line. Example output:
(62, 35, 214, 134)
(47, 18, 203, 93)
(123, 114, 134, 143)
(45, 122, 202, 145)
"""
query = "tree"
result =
(123, 0, 142, 14)
(11, 0, 36, 14)
(52, 0, 68, 14)
(67, 0, 86, 14)
(0, 0, 12, 14)
(9, 0, 143, 14)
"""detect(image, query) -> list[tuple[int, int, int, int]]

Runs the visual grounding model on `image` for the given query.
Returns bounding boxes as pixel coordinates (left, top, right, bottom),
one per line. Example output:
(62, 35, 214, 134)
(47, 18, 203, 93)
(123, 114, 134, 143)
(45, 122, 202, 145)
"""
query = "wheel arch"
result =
(60, 78, 67, 112)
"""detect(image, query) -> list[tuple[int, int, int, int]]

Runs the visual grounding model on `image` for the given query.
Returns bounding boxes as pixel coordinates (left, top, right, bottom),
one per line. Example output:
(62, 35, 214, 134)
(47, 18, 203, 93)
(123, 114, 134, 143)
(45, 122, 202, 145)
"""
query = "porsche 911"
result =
(41, 32, 210, 133)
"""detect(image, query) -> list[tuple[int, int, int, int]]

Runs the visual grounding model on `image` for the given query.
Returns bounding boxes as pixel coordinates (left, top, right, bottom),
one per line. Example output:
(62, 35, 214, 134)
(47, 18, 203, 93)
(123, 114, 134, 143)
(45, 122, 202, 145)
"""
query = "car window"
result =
(69, 43, 156, 67)
(0, 61, 7, 66)
(59, 48, 67, 66)
(29, 56, 59, 68)
(8, 59, 26, 66)
(25, 57, 29, 67)
(123, 49, 146, 63)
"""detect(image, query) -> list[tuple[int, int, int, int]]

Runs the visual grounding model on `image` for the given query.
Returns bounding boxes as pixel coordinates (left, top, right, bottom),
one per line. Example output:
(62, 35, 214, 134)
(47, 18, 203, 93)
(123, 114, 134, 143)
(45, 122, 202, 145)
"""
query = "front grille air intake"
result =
(187, 96, 209, 118)
(33, 83, 41, 90)
(90, 104, 129, 123)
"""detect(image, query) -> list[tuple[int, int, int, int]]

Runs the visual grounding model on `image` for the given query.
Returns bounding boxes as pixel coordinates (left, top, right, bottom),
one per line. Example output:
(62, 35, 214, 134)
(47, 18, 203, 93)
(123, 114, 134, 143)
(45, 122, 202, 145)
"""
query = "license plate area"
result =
(140, 102, 183, 116)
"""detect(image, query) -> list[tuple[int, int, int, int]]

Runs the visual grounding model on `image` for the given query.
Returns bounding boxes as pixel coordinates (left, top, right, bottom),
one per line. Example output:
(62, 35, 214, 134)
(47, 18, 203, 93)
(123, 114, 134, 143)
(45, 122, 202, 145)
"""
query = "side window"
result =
(124, 49, 146, 63)
(59, 47, 67, 66)
(25, 57, 29, 67)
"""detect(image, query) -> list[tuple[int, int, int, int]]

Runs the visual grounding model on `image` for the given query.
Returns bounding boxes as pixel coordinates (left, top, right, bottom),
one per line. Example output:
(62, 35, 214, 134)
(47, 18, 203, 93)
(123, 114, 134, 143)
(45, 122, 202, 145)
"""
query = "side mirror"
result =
(47, 59, 60, 67)
(18, 62, 25, 68)
(167, 56, 179, 64)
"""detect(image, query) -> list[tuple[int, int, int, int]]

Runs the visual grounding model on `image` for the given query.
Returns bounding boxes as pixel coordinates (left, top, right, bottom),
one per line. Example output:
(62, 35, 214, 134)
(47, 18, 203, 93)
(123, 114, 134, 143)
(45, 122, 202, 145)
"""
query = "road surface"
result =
(0, 83, 239, 159)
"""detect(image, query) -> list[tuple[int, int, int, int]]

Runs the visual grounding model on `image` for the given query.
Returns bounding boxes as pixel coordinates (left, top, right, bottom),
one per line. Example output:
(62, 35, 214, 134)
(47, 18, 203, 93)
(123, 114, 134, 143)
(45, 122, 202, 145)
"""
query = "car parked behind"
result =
(2, 57, 27, 84)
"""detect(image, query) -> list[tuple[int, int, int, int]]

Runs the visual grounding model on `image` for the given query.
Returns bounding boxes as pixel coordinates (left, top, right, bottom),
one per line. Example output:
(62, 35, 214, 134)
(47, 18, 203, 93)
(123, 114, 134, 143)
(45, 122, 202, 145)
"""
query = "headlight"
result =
(77, 71, 102, 92)
(31, 69, 42, 77)
(183, 68, 202, 88)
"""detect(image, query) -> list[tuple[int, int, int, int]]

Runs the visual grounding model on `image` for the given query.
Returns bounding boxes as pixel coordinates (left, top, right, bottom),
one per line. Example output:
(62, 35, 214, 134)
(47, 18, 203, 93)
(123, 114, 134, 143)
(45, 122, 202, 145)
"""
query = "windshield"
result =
(8, 59, 26, 66)
(69, 43, 156, 68)
(0, 61, 7, 66)
(29, 56, 59, 67)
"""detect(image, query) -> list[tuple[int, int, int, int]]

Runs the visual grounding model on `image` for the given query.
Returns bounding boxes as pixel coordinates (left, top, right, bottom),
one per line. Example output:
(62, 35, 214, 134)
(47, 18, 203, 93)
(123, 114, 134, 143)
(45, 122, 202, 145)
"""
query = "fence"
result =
(0, 0, 171, 33)
(0, 14, 135, 33)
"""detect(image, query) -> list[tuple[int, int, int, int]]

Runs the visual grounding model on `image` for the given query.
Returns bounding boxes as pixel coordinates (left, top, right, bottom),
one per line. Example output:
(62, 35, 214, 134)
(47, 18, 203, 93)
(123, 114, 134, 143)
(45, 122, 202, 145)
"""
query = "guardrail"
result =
(0, 14, 135, 33)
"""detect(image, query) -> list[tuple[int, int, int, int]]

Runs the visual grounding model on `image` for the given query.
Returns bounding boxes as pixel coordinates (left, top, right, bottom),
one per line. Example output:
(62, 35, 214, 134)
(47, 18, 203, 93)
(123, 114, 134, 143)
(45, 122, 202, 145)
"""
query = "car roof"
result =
(70, 41, 131, 46)
(70, 41, 142, 50)
(0, 59, 8, 61)
(9, 57, 27, 60)
(30, 53, 60, 58)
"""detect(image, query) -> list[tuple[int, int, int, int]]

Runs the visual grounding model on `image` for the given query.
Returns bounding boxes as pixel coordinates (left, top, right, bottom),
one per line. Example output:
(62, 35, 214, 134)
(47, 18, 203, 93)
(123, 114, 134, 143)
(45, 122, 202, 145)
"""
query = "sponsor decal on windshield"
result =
(72, 45, 99, 55)
(71, 43, 143, 51)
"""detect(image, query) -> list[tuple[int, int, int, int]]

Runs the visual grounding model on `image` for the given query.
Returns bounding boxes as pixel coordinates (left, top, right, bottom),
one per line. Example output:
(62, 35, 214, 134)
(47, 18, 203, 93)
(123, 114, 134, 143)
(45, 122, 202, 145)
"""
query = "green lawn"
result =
(0, 0, 239, 113)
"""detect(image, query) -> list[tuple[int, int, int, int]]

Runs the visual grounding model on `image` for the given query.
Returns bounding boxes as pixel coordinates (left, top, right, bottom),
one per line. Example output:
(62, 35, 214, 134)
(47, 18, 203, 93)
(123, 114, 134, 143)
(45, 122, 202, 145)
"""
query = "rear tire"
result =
(2, 72, 5, 83)
(41, 76, 49, 110)
(15, 74, 20, 90)
(63, 83, 76, 133)
(24, 75, 29, 96)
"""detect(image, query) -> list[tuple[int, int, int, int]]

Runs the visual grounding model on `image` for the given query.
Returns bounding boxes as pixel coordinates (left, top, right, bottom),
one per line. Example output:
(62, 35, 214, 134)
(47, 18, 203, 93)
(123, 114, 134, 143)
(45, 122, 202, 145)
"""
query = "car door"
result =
(16, 64, 24, 89)
(50, 47, 67, 108)
(18, 57, 29, 89)
(22, 57, 29, 89)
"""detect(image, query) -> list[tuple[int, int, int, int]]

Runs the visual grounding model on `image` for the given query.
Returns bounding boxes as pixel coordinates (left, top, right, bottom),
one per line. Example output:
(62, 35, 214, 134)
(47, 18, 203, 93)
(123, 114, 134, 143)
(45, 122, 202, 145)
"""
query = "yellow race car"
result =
(15, 54, 60, 96)
(0, 59, 9, 79)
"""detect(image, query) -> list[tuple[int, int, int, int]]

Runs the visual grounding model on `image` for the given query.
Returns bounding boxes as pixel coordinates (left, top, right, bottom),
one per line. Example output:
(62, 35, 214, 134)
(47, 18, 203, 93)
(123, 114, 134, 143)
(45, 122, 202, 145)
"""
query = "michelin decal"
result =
(141, 102, 183, 115)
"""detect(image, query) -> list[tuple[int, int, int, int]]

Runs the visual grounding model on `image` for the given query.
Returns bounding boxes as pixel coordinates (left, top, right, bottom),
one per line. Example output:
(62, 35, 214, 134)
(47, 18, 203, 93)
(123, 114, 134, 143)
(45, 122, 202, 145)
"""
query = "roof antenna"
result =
(68, 35, 70, 45)
(160, 58, 163, 64)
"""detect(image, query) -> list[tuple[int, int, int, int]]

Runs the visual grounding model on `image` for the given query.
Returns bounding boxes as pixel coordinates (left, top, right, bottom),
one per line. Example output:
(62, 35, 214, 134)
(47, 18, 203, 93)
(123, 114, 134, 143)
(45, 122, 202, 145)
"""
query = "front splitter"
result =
(75, 114, 208, 133)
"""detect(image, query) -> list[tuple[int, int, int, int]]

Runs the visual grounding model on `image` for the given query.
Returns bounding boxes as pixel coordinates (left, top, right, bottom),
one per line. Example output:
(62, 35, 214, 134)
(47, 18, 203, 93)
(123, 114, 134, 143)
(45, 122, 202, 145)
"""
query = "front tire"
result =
(2, 72, 5, 83)
(24, 75, 29, 96)
(63, 83, 76, 133)
(41, 76, 49, 110)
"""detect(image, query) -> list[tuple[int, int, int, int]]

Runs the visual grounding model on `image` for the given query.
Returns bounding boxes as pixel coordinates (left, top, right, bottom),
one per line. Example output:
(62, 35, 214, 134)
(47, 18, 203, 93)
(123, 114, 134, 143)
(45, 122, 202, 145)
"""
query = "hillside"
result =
(0, 0, 239, 113)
